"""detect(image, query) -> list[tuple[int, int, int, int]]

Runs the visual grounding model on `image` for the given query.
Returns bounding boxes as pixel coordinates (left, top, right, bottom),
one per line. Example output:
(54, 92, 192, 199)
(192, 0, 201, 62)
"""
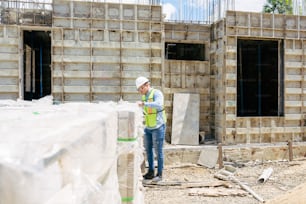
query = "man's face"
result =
(138, 82, 149, 95)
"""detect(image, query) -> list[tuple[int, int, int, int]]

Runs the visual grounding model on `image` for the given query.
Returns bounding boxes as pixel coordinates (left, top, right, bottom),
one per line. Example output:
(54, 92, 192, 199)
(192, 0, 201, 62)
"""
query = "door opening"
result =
(237, 39, 284, 117)
(23, 30, 51, 100)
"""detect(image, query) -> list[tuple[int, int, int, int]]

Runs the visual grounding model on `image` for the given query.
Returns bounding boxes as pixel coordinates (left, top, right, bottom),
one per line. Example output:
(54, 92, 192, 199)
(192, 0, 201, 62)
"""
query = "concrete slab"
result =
(171, 93, 200, 145)
(197, 147, 219, 168)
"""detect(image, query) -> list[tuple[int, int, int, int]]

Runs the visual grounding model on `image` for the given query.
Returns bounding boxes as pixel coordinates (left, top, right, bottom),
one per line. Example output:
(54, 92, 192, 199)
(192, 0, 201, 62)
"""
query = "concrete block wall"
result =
(164, 22, 212, 140)
(211, 11, 306, 144)
(0, 1, 305, 145)
(52, 0, 163, 103)
(0, 25, 19, 99)
(210, 20, 226, 143)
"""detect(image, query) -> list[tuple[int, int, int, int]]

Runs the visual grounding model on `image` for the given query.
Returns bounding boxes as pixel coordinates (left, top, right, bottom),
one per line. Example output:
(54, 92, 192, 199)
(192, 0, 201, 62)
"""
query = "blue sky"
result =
(161, 0, 267, 21)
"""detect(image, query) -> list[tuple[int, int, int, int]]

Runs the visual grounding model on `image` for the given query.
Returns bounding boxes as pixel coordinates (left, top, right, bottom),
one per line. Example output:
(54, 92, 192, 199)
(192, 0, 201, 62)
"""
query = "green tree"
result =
(263, 0, 293, 14)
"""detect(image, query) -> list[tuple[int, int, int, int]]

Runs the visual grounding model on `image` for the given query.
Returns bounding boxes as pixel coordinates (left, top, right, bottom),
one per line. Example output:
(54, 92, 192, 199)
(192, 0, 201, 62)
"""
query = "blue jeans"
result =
(144, 124, 166, 175)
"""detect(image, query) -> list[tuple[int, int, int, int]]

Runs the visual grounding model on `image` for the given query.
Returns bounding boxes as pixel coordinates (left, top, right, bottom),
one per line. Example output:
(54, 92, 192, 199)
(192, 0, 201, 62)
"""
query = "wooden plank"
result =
(188, 188, 248, 197)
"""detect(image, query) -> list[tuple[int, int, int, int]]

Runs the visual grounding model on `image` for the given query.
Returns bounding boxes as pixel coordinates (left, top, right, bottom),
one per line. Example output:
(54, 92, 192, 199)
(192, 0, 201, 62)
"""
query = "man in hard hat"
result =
(135, 76, 167, 183)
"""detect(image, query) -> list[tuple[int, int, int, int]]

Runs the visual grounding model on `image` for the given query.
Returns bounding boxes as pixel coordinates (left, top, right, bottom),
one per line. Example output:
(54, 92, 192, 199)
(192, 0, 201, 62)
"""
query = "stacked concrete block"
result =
(118, 110, 137, 142)
(117, 152, 137, 204)
(0, 99, 144, 204)
(117, 103, 144, 204)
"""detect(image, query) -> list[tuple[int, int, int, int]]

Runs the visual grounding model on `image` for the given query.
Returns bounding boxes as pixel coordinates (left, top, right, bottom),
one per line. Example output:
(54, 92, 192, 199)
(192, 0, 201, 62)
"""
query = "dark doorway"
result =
(237, 39, 284, 117)
(23, 30, 51, 100)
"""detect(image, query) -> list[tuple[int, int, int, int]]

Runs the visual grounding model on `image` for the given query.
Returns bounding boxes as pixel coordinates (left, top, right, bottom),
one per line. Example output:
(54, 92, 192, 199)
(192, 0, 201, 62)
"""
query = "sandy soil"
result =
(143, 158, 306, 204)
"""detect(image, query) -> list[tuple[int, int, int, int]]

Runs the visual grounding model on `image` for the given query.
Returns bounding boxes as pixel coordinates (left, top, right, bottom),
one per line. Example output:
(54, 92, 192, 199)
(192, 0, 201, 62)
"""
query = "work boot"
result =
(143, 170, 154, 179)
(152, 173, 162, 183)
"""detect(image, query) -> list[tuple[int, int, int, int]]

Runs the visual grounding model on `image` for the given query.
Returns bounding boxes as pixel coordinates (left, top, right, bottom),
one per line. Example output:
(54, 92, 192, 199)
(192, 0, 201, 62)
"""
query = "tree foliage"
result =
(263, 0, 292, 14)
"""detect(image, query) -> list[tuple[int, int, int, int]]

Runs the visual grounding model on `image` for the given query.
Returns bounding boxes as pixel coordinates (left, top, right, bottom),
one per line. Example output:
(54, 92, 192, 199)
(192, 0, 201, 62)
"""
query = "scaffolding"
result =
(166, 0, 235, 24)
(0, 0, 161, 25)
(1, 0, 306, 26)
(0, 0, 52, 25)
(165, 0, 306, 24)
(0, 0, 229, 25)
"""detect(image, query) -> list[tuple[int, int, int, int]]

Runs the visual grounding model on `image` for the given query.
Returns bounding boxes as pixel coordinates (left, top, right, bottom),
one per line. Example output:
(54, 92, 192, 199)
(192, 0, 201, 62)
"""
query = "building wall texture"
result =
(0, 1, 305, 144)
(210, 11, 306, 144)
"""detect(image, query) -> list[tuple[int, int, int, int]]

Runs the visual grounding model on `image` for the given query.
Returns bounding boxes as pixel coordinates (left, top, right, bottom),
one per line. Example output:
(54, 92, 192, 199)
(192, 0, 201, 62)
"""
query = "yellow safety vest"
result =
(142, 89, 166, 128)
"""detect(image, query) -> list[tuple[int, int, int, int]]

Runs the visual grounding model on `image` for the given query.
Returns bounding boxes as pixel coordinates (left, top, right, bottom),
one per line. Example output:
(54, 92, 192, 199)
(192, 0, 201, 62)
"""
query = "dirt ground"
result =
(143, 158, 306, 204)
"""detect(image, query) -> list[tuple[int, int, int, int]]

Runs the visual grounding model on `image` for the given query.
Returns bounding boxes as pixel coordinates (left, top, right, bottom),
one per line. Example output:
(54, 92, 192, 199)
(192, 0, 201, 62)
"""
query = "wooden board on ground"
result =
(188, 188, 248, 197)
(143, 180, 232, 189)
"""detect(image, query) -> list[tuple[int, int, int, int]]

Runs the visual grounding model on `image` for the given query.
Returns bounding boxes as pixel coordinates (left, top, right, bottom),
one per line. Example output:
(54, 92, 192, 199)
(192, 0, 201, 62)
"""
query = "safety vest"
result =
(142, 89, 166, 128)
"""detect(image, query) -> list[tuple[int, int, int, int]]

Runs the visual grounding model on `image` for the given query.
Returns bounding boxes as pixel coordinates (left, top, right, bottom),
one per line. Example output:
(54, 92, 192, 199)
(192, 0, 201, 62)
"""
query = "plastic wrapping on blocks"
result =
(0, 96, 144, 204)
(116, 101, 145, 204)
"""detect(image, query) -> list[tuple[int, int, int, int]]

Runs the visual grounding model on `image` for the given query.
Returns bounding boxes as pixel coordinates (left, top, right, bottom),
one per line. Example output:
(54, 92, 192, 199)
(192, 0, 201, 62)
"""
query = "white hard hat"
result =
(135, 76, 149, 89)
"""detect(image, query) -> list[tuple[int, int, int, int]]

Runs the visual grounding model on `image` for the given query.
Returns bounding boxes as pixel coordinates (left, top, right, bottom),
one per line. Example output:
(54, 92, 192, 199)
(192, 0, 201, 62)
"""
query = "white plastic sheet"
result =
(0, 96, 144, 204)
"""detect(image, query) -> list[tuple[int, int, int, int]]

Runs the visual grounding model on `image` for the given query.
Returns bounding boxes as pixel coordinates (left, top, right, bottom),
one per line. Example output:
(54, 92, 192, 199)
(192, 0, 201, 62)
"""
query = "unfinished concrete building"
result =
(0, 0, 305, 145)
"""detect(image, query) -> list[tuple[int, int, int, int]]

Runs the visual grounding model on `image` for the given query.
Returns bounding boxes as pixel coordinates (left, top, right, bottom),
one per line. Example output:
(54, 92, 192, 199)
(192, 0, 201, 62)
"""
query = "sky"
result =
(162, 0, 267, 21)
(234, 0, 267, 12)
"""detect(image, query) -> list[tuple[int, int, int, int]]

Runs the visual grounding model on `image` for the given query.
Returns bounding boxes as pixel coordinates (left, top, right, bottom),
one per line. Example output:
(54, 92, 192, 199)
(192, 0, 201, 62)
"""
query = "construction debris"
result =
(229, 174, 265, 203)
(214, 166, 265, 203)
(145, 157, 306, 204)
(143, 180, 232, 189)
(197, 147, 219, 168)
(188, 188, 248, 197)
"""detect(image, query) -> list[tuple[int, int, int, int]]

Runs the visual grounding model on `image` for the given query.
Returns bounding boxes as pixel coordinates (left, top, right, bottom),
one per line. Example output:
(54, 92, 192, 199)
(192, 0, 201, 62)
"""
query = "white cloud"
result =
(162, 3, 177, 20)
(188, 0, 206, 8)
(235, 0, 267, 12)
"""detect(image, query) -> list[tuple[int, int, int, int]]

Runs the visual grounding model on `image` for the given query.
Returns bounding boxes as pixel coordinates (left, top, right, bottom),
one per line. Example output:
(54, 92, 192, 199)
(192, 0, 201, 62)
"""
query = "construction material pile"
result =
(0, 96, 144, 204)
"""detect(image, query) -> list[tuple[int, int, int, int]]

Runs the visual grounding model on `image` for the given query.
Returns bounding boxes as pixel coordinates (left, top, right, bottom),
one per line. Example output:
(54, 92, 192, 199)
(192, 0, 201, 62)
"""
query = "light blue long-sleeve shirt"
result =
(143, 87, 166, 129)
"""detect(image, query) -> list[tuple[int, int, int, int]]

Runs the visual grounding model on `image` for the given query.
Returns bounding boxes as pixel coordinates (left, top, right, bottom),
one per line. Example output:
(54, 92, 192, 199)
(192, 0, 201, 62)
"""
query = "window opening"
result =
(165, 43, 205, 61)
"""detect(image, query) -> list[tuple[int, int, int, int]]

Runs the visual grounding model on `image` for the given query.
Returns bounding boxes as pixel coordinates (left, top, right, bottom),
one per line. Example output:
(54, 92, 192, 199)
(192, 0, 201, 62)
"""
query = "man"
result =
(135, 76, 166, 182)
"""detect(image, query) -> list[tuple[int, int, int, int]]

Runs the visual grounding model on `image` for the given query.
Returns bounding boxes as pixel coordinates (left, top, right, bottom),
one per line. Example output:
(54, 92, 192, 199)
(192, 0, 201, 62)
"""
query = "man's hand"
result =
(137, 101, 144, 107)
